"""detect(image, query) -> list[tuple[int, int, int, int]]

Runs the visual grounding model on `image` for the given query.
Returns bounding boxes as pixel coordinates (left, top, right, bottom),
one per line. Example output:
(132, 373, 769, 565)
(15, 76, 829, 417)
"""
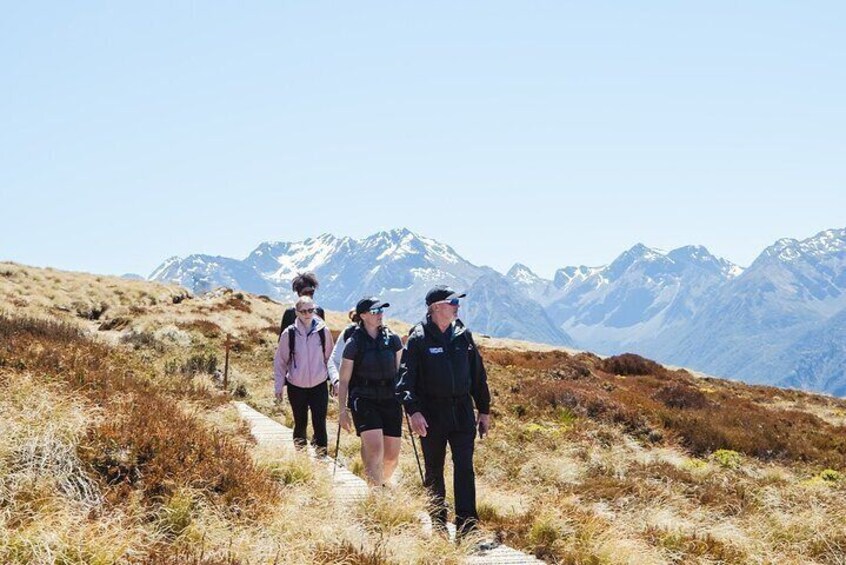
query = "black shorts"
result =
(349, 396, 403, 438)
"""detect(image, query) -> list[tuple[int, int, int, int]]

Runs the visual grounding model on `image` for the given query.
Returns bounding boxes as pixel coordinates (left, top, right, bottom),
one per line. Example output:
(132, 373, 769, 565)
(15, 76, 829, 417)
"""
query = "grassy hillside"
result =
(3, 261, 846, 564)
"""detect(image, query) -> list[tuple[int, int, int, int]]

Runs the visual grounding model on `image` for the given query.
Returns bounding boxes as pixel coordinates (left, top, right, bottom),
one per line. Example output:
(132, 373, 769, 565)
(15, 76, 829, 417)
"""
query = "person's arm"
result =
(467, 331, 492, 436)
(323, 327, 335, 364)
(338, 359, 354, 433)
(273, 330, 291, 399)
(322, 328, 338, 395)
(328, 336, 345, 387)
(396, 334, 428, 436)
(390, 333, 403, 381)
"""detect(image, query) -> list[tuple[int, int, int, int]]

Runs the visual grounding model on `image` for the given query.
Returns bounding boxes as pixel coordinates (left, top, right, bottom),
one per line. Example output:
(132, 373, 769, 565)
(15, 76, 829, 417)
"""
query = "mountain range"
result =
(149, 227, 846, 395)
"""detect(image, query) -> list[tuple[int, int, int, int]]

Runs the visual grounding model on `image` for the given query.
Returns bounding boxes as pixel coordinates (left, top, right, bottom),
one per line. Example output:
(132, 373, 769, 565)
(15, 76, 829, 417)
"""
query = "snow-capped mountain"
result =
(150, 254, 277, 296)
(535, 244, 741, 355)
(658, 228, 846, 386)
(462, 272, 575, 346)
(506, 263, 551, 304)
(150, 229, 572, 344)
(149, 226, 846, 394)
(150, 229, 571, 345)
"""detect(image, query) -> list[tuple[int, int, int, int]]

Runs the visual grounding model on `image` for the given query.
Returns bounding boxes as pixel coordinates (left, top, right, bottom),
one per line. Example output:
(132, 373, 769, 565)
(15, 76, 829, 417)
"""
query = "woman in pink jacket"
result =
(274, 296, 334, 455)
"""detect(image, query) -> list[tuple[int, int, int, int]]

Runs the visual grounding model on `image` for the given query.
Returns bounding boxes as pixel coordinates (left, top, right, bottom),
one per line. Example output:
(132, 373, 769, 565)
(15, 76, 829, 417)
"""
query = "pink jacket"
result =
(274, 317, 334, 393)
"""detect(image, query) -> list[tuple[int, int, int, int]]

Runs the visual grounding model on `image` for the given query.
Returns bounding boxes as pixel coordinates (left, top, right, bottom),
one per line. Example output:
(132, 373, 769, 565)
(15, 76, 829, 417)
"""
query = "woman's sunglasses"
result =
(368, 307, 385, 315)
(297, 307, 316, 314)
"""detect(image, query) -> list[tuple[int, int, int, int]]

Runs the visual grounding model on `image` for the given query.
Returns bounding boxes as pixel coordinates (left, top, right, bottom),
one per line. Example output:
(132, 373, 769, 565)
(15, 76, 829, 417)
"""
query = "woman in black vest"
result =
(338, 297, 403, 486)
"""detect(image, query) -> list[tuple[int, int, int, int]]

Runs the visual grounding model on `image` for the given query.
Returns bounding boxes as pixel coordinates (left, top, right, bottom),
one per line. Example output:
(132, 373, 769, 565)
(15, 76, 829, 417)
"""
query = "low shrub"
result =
(180, 353, 219, 376)
(73, 300, 109, 320)
(0, 314, 279, 519)
(710, 449, 743, 470)
(819, 468, 845, 482)
(177, 319, 222, 338)
(121, 329, 162, 351)
(599, 353, 663, 376)
(211, 297, 252, 314)
(653, 383, 710, 409)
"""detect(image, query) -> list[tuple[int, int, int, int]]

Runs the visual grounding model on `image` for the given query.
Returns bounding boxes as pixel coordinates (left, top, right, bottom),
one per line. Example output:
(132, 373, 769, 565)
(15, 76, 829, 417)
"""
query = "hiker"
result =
(338, 298, 404, 486)
(279, 272, 326, 337)
(396, 285, 491, 538)
(274, 296, 334, 456)
(328, 308, 359, 395)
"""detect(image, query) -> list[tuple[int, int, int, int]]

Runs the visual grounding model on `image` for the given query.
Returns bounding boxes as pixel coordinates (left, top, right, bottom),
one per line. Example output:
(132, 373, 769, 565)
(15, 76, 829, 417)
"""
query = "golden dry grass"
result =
(4, 261, 846, 564)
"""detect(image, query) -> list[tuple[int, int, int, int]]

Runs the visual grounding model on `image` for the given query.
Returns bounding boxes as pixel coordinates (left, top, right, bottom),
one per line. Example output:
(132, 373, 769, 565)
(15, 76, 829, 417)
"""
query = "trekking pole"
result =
(405, 413, 425, 485)
(332, 419, 342, 477)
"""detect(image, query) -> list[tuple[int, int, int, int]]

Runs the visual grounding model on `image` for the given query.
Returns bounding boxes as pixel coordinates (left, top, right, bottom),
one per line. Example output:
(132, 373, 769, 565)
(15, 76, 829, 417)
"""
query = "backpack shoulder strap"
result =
(288, 326, 296, 366)
(319, 327, 328, 366)
(342, 323, 357, 342)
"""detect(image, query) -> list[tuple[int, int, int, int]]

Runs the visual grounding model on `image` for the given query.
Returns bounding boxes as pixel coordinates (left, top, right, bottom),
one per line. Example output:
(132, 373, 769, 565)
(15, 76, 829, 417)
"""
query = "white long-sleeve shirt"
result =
(328, 324, 356, 386)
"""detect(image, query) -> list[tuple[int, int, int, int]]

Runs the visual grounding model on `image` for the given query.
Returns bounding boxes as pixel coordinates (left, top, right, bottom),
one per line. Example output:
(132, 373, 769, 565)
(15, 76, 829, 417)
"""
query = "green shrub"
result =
(710, 449, 743, 470)
(819, 468, 844, 483)
(181, 353, 218, 375)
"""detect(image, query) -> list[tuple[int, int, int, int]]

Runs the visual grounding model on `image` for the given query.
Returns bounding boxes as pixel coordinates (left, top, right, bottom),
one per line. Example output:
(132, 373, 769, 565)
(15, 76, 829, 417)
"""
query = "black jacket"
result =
(396, 317, 490, 424)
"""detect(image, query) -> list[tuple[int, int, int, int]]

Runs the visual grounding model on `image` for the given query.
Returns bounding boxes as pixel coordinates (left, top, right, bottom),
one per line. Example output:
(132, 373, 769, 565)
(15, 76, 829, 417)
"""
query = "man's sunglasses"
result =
(436, 298, 460, 306)
(297, 308, 316, 314)
(368, 307, 385, 315)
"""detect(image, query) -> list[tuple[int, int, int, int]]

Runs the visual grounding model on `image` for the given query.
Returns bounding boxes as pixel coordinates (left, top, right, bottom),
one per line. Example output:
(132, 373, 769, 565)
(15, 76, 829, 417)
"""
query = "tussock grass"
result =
(356, 488, 422, 535)
(473, 347, 846, 562)
(7, 262, 846, 563)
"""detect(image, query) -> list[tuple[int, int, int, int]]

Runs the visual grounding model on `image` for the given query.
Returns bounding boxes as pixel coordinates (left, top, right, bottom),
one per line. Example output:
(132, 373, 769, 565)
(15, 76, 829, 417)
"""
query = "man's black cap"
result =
(425, 285, 467, 306)
(356, 297, 390, 315)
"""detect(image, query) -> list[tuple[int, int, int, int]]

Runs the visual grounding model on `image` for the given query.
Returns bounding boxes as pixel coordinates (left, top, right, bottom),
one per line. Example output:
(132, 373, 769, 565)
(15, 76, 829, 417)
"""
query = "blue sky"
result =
(2, 2, 844, 278)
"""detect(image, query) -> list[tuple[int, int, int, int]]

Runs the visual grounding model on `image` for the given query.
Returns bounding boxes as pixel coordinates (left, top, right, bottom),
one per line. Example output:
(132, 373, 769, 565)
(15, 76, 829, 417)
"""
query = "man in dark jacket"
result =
(396, 285, 491, 538)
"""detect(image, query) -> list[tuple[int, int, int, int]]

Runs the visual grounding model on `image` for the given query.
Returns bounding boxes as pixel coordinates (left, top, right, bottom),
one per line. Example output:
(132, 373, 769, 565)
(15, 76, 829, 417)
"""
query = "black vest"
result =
(349, 327, 398, 400)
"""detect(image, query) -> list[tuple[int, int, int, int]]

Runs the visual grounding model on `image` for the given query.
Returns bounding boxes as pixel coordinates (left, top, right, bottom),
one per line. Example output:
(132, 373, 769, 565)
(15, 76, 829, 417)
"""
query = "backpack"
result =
(341, 323, 357, 343)
(347, 326, 397, 390)
(285, 324, 328, 369)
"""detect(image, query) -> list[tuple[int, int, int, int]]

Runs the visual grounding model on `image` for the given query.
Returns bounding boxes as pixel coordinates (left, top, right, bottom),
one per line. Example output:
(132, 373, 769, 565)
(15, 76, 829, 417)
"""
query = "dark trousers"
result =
(420, 427, 478, 534)
(287, 382, 328, 453)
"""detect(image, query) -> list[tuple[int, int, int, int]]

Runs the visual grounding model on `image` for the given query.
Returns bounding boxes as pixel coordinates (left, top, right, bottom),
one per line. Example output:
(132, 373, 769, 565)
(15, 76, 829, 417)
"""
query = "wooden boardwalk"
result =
(234, 402, 545, 565)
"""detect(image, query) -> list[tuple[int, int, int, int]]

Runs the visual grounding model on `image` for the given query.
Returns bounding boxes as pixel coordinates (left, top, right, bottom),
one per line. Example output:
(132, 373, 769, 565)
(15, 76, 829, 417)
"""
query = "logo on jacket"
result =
(428, 347, 444, 354)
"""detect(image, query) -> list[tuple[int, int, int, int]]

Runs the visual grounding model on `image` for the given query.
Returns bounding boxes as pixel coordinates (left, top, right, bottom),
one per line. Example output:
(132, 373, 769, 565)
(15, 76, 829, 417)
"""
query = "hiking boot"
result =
(470, 538, 500, 553)
(455, 516, 479, 542)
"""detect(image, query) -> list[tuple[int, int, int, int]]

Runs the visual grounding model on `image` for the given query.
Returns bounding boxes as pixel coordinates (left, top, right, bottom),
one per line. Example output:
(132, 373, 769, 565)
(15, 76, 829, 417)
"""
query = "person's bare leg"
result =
(360, 429, 385, 486)
(382, 435, 401, 483)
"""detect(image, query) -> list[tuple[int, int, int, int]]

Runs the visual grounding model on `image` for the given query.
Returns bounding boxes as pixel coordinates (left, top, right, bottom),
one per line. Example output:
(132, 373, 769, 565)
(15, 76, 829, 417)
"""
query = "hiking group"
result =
(273, 272, 492, 538)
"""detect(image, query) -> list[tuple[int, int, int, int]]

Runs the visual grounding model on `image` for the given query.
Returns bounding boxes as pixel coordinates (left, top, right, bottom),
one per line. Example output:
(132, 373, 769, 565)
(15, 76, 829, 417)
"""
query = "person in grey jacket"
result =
(328, 309, 359, 396)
